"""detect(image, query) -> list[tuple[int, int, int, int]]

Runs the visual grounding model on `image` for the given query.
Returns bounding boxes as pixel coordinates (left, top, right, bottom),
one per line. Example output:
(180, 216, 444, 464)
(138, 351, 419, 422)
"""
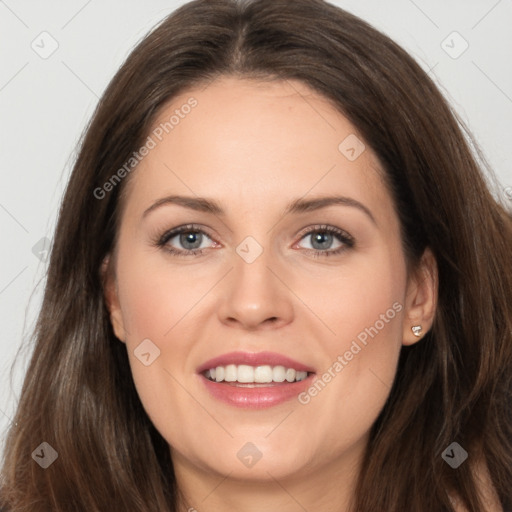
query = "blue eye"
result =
(296, 225, 354, 256)
(174, 231, 206, 250)
(157, 224, 215, 256)
(155, 223, 354, 258)
(302, 231, 339, 251)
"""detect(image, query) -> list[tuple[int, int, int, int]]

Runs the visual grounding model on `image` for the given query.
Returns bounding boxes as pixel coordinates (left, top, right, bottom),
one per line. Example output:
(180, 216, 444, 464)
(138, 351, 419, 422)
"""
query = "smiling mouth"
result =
(202, 364, 313, 385)
(198, 356, 317, 408)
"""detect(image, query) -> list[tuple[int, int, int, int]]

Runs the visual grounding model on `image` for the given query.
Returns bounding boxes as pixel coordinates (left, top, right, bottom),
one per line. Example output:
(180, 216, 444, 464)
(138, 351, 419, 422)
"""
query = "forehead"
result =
(122, 76, 394, 223)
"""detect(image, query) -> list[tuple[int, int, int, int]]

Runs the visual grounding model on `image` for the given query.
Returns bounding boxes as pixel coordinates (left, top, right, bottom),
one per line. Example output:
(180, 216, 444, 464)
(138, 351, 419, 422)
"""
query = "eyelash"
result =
(154, 223, 355, 258)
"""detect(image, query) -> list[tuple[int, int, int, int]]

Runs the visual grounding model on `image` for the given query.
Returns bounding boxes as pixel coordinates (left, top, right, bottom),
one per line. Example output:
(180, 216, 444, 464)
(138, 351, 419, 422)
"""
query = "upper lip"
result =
(197, 351, 316, 374)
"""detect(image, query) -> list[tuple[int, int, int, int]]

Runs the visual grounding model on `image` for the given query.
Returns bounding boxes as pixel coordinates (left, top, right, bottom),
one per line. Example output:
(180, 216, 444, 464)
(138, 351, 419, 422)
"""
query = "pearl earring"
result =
(411, 325, 423, 337)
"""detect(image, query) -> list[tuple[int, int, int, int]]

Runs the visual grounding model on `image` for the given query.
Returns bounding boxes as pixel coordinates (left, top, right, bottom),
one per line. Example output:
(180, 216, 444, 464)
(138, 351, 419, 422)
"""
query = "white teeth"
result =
(254, 365, 273, 383)
(205, 364, 311, 383)
(224, 364, 237, 382)
(237, 365, 254, 383)
(215, 366, 225, 382)
(285, 368, 296, 382)
(272, 365, 286, 383)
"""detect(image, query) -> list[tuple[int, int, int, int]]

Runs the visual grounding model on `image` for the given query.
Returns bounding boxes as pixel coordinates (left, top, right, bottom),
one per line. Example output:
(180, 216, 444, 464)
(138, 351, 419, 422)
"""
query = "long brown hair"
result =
(1, 0, 511, 510)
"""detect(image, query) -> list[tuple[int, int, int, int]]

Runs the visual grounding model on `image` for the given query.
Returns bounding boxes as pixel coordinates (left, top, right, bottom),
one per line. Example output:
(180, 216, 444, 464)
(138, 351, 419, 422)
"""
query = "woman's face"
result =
(105, 77, 435, 493)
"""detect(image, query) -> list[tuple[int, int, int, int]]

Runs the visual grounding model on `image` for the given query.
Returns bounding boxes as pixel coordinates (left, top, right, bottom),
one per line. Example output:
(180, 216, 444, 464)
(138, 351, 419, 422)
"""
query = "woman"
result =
(1, 0, 511, 510)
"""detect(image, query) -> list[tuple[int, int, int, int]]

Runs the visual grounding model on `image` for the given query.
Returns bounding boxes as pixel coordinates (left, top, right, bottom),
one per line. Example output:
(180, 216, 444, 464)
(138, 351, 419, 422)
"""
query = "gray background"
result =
(1, 0, 511, 454)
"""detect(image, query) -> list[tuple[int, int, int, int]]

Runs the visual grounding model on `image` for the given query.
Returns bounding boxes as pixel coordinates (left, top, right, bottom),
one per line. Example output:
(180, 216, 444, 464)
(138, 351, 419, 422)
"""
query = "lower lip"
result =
(199, 374, 315, 409)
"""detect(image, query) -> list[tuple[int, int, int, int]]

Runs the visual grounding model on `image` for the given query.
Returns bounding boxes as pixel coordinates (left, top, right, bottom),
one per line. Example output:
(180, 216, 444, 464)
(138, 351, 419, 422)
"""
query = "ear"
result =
(101, 254, 127, 343)
(402, 247, 438, 346)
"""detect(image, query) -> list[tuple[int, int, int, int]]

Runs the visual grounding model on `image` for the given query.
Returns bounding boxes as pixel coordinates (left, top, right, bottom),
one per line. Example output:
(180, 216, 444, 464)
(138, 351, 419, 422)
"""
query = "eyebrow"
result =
(142, 194, 376, 225)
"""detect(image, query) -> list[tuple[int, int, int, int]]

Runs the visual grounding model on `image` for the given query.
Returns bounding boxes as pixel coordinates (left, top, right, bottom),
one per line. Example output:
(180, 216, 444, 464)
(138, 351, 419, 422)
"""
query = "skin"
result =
(104, 76, 438, 512)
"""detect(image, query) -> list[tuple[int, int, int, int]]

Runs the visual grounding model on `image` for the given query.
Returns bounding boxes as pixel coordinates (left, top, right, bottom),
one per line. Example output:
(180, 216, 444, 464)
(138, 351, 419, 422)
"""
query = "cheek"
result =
(115, 248, 212, 341)
(301, 243, 406, 354)
(113, 248, 222, 434)
(296, 250, 406, 442)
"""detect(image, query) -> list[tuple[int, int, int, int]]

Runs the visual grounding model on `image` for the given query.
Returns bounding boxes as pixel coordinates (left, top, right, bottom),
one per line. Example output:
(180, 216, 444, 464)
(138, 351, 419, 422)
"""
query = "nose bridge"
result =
(216, 235, 294, 329)
(234, 240, 273, 292)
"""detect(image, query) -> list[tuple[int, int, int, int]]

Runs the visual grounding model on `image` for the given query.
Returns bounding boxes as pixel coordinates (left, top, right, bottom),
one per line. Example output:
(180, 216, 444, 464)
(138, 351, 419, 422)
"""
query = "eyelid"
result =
(154, 223, 354, 257)
(294, 224, 354, 243)
(157, 224, 217, 244)
(293, 224, 355, 257)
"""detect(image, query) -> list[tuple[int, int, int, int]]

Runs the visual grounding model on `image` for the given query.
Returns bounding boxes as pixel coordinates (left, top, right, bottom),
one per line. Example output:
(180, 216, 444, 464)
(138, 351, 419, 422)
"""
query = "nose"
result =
(217, 246, 295, 331)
